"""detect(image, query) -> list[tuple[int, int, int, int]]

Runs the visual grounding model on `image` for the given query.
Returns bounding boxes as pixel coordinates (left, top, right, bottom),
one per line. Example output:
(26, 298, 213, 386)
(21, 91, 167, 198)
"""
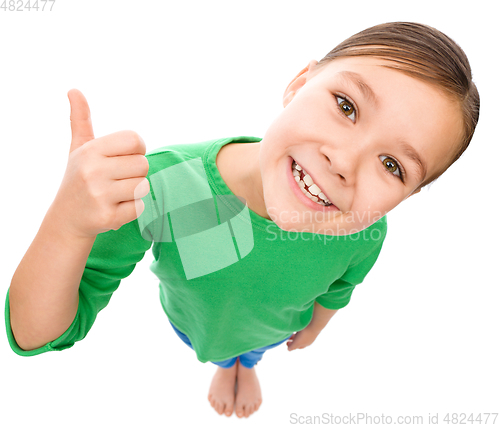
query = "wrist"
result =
(304, 323, 323, 335)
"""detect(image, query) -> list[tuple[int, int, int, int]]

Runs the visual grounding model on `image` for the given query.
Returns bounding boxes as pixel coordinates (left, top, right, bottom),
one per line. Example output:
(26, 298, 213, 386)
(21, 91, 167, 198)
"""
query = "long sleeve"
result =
(5, 217, 153, 357)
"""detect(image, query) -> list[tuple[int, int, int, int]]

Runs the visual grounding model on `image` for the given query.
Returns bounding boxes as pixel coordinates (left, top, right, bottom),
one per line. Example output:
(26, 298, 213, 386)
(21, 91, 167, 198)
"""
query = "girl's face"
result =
(258, 56, 462, 235)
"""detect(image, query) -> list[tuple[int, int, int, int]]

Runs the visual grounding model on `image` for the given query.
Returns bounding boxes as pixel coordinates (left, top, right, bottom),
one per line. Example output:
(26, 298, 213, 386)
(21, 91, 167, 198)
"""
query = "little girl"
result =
(6, 21, 480, 419)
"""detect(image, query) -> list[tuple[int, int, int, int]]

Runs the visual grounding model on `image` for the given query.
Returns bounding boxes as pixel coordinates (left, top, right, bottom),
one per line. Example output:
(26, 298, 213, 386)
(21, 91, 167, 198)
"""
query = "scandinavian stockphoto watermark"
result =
(135, 158, 255, 280)
(265, 207, 386, 241)
(266, 223, 384, 243)
(133, 158, 385, 278)
(267, 206, 385, 228)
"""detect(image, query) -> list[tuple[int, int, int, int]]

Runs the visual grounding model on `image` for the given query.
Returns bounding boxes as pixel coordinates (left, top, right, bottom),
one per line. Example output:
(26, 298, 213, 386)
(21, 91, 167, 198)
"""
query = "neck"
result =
(217, 142, 269, 219)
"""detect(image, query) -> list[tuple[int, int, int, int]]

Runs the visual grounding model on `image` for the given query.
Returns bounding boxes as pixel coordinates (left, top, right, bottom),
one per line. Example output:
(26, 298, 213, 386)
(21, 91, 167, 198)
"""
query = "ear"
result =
(283, 59, 319, 107)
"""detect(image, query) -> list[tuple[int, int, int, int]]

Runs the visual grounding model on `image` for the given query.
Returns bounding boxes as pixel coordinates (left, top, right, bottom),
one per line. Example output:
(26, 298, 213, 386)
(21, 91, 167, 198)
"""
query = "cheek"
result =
(354, 184, 402, 223)
(265, 96, 333, 143)
(262, 109, 299, 144)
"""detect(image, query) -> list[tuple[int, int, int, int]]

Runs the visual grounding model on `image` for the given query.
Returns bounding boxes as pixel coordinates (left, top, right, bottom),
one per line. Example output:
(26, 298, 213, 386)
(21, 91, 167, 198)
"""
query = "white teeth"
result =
(303, 174, 314, 186)
(308, 184, 321, 196)
(292, 160, 333, 206)
(303, 190, 320, 203)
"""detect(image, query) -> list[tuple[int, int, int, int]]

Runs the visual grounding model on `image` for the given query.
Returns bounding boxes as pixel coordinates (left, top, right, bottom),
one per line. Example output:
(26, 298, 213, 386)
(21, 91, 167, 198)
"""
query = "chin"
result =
(275, 220, 305, 233)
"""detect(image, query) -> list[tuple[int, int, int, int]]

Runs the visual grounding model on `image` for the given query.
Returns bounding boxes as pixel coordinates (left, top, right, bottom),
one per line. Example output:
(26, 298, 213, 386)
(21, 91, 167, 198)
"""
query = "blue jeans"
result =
(169, 320, 292, 369)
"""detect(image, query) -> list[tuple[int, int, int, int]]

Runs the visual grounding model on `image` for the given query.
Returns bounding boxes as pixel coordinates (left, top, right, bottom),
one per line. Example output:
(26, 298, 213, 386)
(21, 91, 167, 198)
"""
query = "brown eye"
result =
(383, 157, 397, 172)
(336, 96, 356, 122)
(341, 101, 353, 114)
(380, 155, 403, 182)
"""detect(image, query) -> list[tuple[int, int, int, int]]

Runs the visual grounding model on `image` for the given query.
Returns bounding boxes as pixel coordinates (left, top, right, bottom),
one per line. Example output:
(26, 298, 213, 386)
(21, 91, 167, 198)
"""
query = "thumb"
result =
(67, 88, 95, 153)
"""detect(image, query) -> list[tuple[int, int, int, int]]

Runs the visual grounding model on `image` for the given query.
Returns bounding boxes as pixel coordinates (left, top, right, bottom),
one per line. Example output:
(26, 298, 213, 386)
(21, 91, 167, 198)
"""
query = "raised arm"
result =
(8, 89, 150, 352)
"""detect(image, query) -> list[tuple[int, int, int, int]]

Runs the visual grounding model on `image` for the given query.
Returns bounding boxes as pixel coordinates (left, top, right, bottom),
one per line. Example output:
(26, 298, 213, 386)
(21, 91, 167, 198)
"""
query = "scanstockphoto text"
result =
(289, 412, 499, 425)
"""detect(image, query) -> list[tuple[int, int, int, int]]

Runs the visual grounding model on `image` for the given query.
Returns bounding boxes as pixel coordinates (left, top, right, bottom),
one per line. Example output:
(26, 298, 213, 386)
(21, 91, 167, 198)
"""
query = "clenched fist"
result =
(49, 89, 151, 239)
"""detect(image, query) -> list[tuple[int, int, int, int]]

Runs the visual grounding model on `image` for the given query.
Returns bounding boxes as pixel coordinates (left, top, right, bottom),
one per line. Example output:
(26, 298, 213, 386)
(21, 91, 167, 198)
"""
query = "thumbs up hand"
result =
(49, 89, 151, 239)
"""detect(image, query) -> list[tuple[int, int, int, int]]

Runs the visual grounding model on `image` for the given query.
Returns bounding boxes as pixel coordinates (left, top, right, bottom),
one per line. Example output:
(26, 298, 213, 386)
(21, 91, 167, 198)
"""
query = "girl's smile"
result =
(286, 156, 341, 212)
(217, 56, 463, 236)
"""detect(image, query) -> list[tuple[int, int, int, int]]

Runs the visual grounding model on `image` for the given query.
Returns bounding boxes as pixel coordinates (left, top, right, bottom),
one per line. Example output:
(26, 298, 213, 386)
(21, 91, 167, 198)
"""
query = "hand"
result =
(286, 327, 320, 352)
(49, 89, 151, 239)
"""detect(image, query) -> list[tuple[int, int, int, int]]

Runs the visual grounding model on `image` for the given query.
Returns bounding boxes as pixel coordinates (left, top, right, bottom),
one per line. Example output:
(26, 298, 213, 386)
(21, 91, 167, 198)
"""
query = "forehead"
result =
(310, 56, 463, 182)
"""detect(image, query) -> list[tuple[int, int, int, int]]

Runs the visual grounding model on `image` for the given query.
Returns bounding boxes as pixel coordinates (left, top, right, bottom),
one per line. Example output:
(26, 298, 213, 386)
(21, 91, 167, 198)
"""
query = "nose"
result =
(321, 144, 360, 186)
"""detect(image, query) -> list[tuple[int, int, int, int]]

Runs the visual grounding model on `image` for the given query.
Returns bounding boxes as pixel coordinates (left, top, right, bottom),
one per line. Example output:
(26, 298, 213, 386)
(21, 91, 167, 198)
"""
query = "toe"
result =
(245, 405, 252, 418)
(255, 398, 262, 410)
(235, 404, 244, 418)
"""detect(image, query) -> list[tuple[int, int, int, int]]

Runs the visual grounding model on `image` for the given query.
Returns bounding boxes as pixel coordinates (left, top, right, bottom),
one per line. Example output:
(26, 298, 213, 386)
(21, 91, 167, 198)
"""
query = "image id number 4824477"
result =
(441, 413, 498, 425)
(1, 0, 56, 11)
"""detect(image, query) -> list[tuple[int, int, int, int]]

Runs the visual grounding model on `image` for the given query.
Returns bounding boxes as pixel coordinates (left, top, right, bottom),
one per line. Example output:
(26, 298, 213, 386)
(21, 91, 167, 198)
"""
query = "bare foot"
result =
(234, 359, 263, 418)
(207, 363, 238, 417)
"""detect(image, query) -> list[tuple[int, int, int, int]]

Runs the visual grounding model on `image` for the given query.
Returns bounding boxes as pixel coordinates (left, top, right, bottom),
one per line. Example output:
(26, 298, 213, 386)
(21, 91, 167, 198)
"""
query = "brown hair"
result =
(315, 21, 480, 191)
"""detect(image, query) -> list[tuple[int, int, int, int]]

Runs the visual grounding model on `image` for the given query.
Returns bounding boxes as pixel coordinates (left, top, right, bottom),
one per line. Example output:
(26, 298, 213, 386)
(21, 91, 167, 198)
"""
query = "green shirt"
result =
(5, 136, 387, 361)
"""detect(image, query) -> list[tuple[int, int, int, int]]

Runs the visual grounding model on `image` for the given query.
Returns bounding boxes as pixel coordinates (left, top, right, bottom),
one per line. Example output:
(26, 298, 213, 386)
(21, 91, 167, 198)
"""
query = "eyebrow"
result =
(399, 140, 427, 183)
(337, 70, 379, 107)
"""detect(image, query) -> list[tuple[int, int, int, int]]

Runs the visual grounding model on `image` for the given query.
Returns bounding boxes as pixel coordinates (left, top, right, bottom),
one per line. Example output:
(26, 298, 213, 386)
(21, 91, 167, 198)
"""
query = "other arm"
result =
(287, 302, 338, 351)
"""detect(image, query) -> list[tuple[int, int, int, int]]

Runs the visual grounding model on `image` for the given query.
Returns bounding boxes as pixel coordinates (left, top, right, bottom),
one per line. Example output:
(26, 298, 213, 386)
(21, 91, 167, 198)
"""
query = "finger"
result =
(109, 177, 150, 204)
(102, 154, 149, 181)
(68, 88, 95, 152)
(93, 130, 147, 158)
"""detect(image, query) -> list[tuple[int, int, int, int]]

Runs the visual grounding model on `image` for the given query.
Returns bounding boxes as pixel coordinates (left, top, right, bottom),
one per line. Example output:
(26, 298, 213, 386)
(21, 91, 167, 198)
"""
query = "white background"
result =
(1, 1, 498, 427)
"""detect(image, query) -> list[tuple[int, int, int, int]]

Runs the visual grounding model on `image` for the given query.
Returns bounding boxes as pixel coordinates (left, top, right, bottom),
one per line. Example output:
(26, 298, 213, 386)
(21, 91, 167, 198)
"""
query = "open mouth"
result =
(291, 160, 333, 206)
